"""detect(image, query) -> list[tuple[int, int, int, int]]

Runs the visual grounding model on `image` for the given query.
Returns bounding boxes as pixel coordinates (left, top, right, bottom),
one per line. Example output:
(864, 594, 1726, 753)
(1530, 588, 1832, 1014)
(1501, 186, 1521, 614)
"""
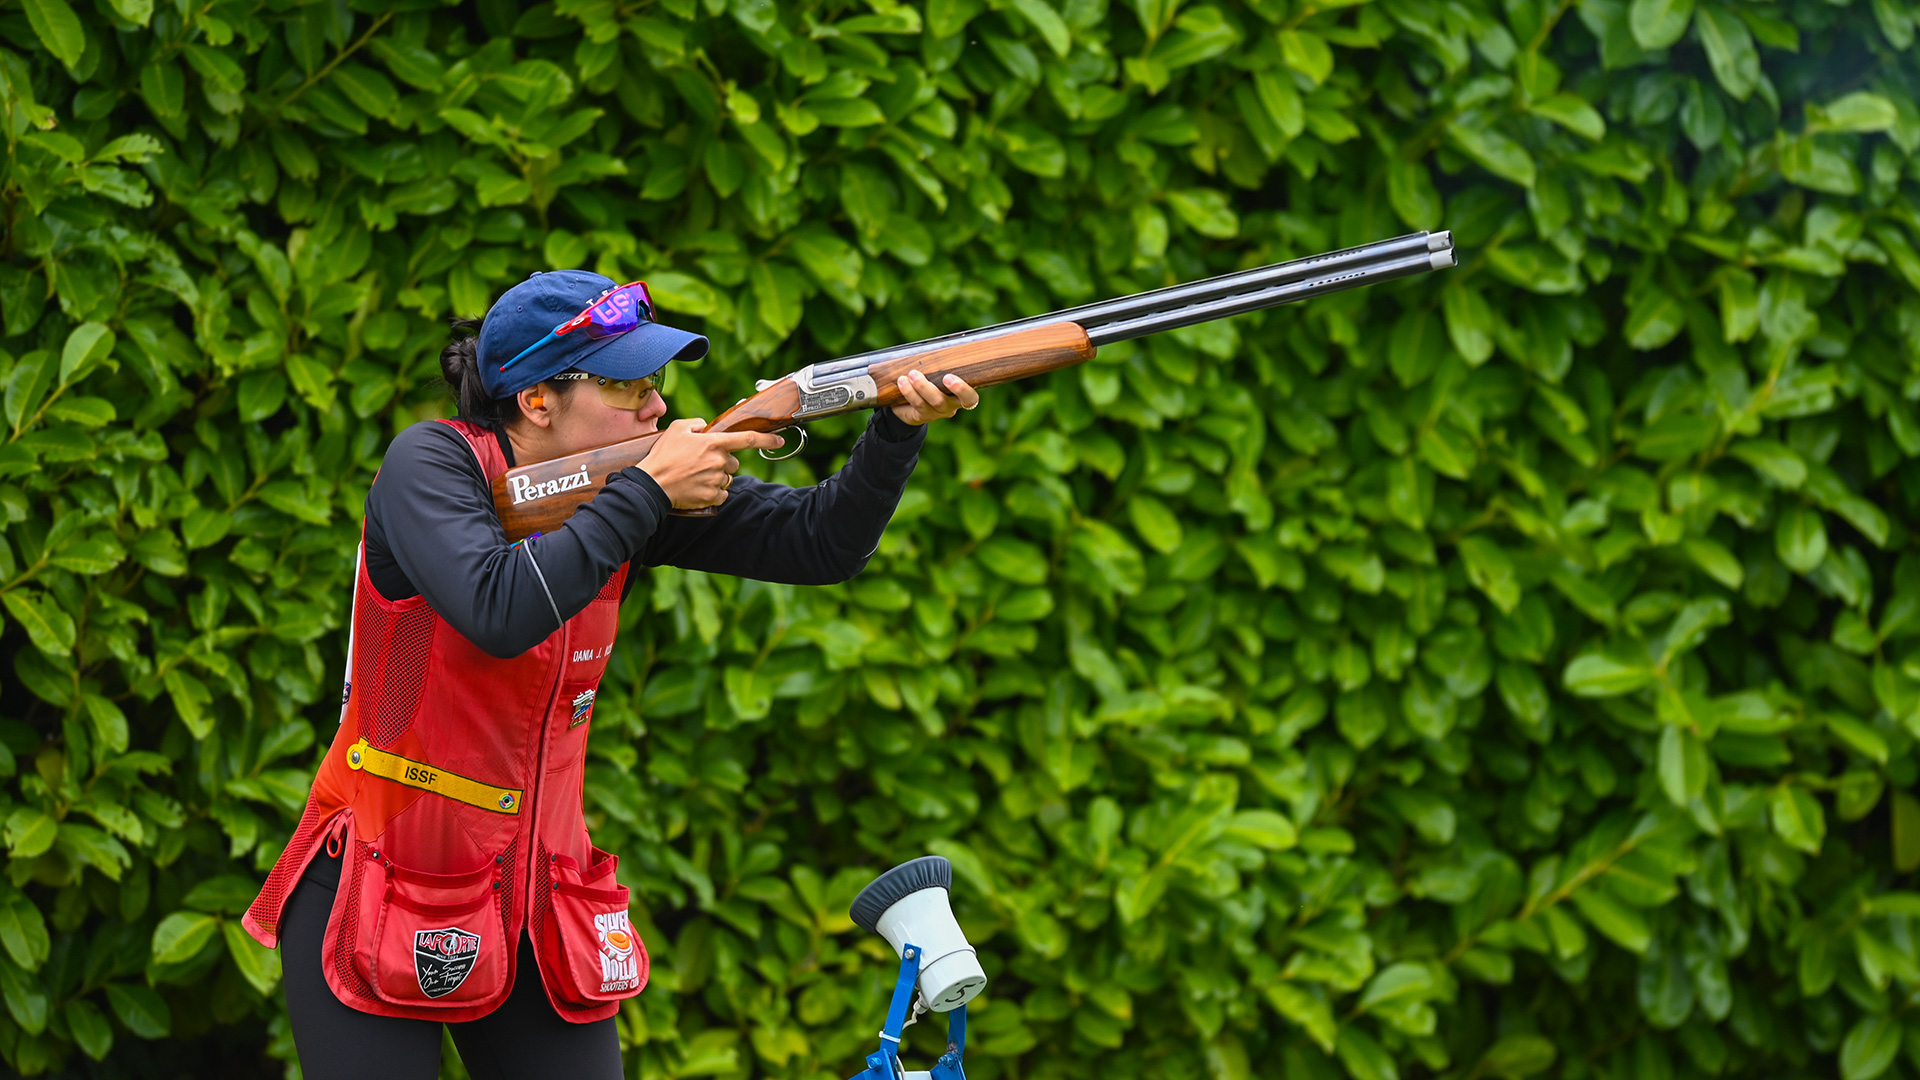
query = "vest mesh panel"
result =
(498, 837, 518, 943)
(244, 800, 324, 939)
(533, 839, 554, 957)
(355, 587, 436, 747)
(332, 842, 379, 1001)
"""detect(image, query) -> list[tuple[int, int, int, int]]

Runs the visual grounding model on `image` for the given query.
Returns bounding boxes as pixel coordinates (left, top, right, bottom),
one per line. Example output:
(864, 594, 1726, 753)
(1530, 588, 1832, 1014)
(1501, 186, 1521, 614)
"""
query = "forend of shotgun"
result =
(491, 322, 1096, 542)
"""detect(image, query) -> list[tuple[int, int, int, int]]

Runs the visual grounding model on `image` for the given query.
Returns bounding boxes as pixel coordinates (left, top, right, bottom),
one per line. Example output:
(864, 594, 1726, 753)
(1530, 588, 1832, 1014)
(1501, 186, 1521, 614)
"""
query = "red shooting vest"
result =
(242, 419, 646, 1024)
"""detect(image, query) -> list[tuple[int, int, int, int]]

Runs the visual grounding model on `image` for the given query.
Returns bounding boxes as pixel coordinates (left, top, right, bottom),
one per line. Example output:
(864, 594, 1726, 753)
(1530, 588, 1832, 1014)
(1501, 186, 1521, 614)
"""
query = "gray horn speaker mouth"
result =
(849, 855, 953, 933)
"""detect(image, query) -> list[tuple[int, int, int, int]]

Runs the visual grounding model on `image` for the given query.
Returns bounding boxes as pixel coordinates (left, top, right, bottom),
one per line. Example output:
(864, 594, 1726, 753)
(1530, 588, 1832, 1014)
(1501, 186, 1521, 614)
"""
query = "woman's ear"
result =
(516, 384, 554, 427)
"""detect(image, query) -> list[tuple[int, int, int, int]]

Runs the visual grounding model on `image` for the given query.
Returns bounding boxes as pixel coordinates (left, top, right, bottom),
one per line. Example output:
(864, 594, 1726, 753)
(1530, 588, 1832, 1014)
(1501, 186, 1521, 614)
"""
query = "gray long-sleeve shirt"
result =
(361, 412, 926, 657)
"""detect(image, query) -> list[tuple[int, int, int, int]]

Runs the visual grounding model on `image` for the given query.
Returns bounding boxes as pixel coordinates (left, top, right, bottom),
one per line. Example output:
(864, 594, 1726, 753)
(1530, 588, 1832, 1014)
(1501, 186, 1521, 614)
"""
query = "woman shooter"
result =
(241, 271, 980, 1079)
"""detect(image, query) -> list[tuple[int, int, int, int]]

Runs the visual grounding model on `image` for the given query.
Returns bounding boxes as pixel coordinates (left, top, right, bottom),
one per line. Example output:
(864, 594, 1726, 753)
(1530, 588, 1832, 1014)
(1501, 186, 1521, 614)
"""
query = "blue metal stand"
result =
(847, 943, 968, 1080)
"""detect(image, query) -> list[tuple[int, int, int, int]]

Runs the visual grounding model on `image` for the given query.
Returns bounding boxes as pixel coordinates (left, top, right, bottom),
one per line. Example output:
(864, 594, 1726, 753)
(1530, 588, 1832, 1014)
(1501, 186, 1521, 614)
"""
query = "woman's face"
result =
(545, 383, 668, 457)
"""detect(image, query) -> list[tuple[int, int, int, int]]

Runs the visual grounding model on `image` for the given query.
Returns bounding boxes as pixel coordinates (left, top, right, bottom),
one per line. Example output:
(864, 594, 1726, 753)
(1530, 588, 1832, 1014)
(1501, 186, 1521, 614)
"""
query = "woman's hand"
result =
(891, 371, 982, 426)
(639, 418, 786, 509)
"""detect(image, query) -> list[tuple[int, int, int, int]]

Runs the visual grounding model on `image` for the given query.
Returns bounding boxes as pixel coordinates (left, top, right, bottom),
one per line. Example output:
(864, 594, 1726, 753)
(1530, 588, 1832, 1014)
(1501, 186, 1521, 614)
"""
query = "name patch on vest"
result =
(415, 926, 482, 998)
(596, 911, 641, 993)
(507, 466, 592, 505)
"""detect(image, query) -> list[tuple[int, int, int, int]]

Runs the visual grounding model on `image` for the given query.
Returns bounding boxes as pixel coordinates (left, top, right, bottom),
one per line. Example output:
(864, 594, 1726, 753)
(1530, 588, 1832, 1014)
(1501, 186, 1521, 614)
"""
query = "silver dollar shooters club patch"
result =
(414, 926, 482, 999)
(595, 910, 641, 993)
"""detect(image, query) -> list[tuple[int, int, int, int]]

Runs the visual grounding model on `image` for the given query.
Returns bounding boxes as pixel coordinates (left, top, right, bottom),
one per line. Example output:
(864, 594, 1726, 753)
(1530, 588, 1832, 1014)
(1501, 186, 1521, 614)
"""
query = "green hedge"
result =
(2, 0, 1920, 1076)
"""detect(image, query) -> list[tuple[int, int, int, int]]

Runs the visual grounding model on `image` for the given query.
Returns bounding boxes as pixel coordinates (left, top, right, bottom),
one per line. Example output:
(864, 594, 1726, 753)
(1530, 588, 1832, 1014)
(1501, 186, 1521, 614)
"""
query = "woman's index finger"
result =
(707, 429, 787, 451)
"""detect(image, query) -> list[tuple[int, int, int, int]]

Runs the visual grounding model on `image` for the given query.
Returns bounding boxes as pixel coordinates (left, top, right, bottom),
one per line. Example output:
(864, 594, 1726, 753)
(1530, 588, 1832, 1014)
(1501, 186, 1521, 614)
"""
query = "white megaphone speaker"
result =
(846, 856, 985, 1080)
(850, 855, 987, 1012)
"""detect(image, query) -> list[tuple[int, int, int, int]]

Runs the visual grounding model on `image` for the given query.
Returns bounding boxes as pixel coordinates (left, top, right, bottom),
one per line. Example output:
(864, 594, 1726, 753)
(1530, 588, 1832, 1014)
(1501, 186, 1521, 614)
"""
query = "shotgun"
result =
(493, 230, 1456, 540)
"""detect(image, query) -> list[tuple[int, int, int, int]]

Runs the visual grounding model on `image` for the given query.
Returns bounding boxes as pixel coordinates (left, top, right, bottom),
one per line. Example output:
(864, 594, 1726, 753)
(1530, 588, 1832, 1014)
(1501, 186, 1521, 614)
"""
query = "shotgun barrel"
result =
(803, 229, 1452, 382)
(1085, 245, 1450, 345)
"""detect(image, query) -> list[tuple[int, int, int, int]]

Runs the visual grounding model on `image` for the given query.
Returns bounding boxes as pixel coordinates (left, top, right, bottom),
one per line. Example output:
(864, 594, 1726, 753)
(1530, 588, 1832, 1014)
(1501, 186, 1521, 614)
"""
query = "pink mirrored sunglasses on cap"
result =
(498, 281, 655, 372)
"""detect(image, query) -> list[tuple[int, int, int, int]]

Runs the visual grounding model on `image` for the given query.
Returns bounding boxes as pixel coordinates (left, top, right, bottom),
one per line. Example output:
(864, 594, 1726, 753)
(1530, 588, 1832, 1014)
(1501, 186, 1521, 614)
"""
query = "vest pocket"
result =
(364, 854, 508, 1008)
(540, 850, 648, 1005)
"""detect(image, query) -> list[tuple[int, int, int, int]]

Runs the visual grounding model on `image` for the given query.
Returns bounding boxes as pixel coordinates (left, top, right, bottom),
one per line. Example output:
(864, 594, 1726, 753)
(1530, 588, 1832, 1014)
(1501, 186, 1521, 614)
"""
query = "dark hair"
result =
(440, 316, 577, 426)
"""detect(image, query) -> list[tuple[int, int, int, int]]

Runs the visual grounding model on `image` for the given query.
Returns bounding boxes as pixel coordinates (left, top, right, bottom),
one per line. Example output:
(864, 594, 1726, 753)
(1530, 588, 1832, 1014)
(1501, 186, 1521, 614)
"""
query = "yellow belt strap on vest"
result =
(346, 739, 523, 815)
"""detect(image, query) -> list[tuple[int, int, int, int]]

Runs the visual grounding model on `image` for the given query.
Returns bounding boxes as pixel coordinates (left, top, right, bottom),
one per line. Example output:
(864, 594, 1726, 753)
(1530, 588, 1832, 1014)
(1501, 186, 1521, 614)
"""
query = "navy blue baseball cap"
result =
(476, 270, 708, 400)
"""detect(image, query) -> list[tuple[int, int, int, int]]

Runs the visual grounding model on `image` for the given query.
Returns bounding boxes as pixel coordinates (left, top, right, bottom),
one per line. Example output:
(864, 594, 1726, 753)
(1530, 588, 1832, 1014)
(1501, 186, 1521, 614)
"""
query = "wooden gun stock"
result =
(492, 322, 1096, 541)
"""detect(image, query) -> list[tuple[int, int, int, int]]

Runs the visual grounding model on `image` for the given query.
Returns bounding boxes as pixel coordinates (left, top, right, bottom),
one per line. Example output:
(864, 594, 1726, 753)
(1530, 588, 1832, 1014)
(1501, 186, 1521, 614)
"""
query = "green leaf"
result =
(1625, 288, 1686, 350)
(1007, 0, 1072, 56)
(1222, 809, 1297, 850)
(1276, 29, 1333, 85)
(1447, 120, 1536, 188)
(6, 810, 58, 860)
(1563, 653, 1654, 697)
(1261, 982, 1335, 1052)
(150, 911, 220, 965)
(1335, 1025, 1400, 1080)
(140, 60, 185, 116)
(1695, 7, 1760, 101)
(164, 668, 214, 739)
(1457, 536, 1521, 613)
(1771, 786, 1826, 854)
(66, 998, 113, 1060)
(22, 0, 86, 70)
(1569, 886, 1653, 953)
(235, 371, 288, 423)
(1127, 495, 1184, 554)
(1628, 0, 1693, 48)
(1478, 1034, 1557, 1079)
(1728, 439, 1806, 487)
(1779, 138, 1862, 195)
(0, 959, 48, 1034)
(811, 98, 886, 127)
(1, 591, 76, 655)
(1165, 189, 1239, 238)
(1356, 962, 1437, 1013)
(104, 983, 169, 1039)
(1441, 285, 1495, 365)
(0, 892, 50, 971)
(368, 39, 446, 90)
(750, 261, 804, 339)
(976, 537, 1050, 585)
(1775, 505, 1828, 574)
(1826, 713, 1889, 765)
(1810, 92, 1898, 134)
(1528, 93, 1607, 140)
(1657, 724, 1707, 806)
(222, 920, 281, 996)
(1388, 157, 1442, 230)
(1839, 1014, 1902, 1080)
(1389, 308, 1447, 386)
(107, 0, 152, 25)
(1682, 537, 1744, 589)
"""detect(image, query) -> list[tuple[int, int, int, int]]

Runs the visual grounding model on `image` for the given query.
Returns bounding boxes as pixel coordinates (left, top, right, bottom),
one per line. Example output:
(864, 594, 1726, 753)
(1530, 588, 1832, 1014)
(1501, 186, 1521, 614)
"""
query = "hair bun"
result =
(441, 317, 497, 423)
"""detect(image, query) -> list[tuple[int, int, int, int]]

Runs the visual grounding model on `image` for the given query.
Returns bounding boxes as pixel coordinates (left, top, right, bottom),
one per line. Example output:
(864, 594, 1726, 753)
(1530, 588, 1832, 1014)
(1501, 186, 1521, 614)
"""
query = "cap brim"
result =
(573, 322, 709, 379)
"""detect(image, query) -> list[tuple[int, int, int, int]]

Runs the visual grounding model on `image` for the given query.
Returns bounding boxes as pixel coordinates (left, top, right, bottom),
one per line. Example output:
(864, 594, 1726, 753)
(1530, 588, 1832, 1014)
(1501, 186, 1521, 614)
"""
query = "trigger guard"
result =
(760, 426, 806, 461)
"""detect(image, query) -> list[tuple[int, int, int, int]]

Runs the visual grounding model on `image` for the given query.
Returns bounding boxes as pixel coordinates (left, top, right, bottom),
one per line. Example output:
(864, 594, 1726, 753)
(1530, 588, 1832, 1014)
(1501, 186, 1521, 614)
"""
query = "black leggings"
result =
(282, 850, 623, 1080)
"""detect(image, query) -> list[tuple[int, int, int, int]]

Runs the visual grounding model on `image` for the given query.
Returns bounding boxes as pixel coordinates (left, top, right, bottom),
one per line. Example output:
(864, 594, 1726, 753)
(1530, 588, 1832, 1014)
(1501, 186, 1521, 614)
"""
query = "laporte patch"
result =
(414, 926, 482, 999)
